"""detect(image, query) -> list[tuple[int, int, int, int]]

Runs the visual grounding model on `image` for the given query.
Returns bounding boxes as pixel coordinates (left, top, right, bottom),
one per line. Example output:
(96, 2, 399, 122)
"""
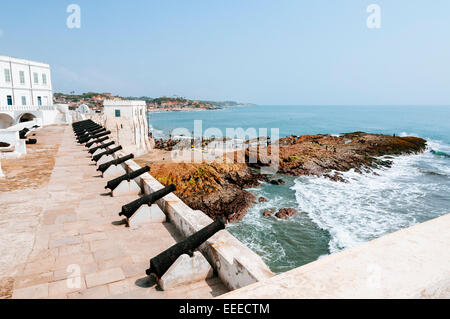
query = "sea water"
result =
(148, 105, 450, 274)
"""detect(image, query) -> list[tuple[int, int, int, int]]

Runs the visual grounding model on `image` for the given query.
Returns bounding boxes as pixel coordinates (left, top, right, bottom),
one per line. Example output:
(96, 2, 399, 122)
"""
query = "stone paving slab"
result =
(4, 125, 228, 299)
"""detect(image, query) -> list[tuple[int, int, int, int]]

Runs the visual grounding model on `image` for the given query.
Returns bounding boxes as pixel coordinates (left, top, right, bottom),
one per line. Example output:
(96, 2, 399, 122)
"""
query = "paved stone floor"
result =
(1, 125, 228, 299)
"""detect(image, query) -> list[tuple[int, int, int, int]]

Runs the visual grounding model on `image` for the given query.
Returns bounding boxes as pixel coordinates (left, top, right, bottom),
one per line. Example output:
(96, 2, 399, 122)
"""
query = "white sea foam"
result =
(291, 138, 450, 254)
(227, 194, 291, 266)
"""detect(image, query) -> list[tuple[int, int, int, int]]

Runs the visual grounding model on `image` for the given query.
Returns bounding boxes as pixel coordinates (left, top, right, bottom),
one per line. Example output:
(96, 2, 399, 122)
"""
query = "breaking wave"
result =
(292, 136, 450, 254)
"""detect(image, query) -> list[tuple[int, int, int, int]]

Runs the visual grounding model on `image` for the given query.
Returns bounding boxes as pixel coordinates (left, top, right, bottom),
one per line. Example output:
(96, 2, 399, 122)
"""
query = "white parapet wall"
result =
(219, 213, 450, 299)
(89, 136, 274, 290)
(124, 155, 274, 290)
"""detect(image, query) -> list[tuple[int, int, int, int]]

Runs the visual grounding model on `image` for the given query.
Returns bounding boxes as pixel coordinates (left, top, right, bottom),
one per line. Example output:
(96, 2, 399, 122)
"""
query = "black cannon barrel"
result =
(119, 184, 176, 219)
(74, 124, 101, 134)
(73, 120, 95, 129)
(79, 130, 110, 143)
(77, 130, 101, 141)
(85, 136, 109, 148)
(97, 153, 134, 173)
(92, 145, 123, 162)
(105, 166, 150, 191)
(73, 119, 93, 126)
(75, 125, 98, 134)
(77, 127, 106, 140)
(88, 141, 115, 154)
(75, 122, 100, 130)
(75, 127, 100, 136)
(79, 130, 111, 144)
(145, 219, 225, 278)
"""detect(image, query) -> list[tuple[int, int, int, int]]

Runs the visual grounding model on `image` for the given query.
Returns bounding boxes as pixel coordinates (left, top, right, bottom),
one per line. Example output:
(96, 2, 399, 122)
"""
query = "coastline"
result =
(145, 105, 450, 273)
(147, 104, 254, 113)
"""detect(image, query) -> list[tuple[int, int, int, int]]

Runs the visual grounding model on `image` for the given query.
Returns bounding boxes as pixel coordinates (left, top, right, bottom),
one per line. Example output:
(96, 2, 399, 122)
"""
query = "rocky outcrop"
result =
(275, 208, 298, 219)
(246, 132, 426, 181)
(136, 132, 426, 223)
(132, 161, 264, 223)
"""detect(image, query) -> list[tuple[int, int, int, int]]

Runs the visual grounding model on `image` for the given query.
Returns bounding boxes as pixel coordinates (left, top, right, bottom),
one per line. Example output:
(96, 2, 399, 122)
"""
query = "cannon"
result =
(85, 136, 109, 148)
(145, 219, 225, 278)
(79, 130, 111, 144)
(77, 127, 106, 141)
(26, 139, 37, 145)
(74, 123, 101, 133)
(75, 127, 101, 137)
(119, 184, 176, 219)
(73, 119, 94, 126)
(79, 130, 110, 144)
(73, 120, 95, 130)
(88, 141, 115, 154)
(105, 166, 150, 191)
(19, 128, 29, 139)
(92, 145, 122, 162)
(74, 122, 101, 135)
(97, 153, 134, 173)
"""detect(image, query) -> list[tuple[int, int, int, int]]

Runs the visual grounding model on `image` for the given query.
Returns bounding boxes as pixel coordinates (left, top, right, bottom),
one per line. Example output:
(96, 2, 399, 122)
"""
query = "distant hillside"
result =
(54, 92, 254, 111)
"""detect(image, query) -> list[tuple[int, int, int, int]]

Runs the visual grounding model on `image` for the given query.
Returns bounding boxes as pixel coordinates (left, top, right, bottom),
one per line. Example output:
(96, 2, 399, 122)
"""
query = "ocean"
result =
(148, 105, 450, 274)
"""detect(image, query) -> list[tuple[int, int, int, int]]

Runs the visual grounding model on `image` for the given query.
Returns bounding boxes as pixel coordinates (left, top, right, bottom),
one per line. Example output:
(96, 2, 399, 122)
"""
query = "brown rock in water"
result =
(258, 197, 268, 203)
(263, 209, 274, 217)
(269, 179, 286, 185)
(275, 208, 298, 219)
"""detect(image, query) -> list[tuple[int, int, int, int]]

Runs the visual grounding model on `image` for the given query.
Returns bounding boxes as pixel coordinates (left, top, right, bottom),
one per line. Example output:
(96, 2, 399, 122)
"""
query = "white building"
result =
(0, 55, 53, 108)
(0, 56, 71, 162)
(101, 100, 151, 155)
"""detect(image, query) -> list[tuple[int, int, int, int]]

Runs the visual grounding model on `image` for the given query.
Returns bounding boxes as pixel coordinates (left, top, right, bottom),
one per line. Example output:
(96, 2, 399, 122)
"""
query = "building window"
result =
(4, 69, 11, 82)
(42, 74, 47, 85)
(19, 71, 25, 84)
(115, 109, 121, 117)
(33, 72, 39, 84)
(7, 95, 13, 106)
(37, 96, 42, 106)
(21, 96, 27, 105)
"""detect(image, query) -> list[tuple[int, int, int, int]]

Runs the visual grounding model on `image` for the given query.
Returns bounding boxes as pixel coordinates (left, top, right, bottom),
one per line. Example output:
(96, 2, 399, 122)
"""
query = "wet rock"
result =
(275, 208, 298, 219)
(269, 179, 286, 185)
(323, 172, 347, 183)
(247, 132, 426, 179)
(263, 209, 274, 217)
(258, 197, 268, 203)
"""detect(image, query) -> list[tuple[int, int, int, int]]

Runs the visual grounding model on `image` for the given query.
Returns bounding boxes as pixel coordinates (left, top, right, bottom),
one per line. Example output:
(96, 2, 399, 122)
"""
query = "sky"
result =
(0, 0, 449, 105)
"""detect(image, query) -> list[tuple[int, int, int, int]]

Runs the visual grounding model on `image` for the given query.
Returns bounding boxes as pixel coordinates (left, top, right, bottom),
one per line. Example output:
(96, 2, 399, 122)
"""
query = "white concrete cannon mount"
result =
(111, 179, 141, 197)
(128, 204, 167, 228)
(96, 154, 115, 166)
(103, 164, 127, 179)
(159, 252, 214, 291)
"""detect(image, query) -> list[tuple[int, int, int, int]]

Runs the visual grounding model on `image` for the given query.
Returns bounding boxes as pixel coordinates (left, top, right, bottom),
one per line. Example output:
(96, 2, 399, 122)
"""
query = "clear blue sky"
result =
(0, 0, 449, 105)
